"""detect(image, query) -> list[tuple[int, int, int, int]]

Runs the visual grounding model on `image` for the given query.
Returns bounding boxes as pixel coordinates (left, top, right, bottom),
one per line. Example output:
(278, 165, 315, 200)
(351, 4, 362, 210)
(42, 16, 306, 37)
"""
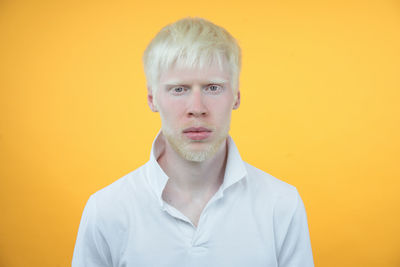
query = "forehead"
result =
(159, 60, 231, 85)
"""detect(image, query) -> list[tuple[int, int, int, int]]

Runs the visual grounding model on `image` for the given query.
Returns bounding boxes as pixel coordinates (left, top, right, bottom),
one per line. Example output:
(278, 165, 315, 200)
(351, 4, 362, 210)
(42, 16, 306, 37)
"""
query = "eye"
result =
(170, 86, 187, 95)
(174, 87, 183, 93)
(205, 84, 223, 94)
(209, 85, 219, 91)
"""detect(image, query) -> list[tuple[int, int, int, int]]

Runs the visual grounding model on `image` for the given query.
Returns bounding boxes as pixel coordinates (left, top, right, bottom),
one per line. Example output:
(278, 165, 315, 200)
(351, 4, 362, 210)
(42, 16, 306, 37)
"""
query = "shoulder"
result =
(242, 162, 305, 229)
(244, 162, 299, 200)
(95, 165, 145, 199)
(74, 165, 149, 260)
(86, 164, 148, 225)
(242, 162, 302, 218)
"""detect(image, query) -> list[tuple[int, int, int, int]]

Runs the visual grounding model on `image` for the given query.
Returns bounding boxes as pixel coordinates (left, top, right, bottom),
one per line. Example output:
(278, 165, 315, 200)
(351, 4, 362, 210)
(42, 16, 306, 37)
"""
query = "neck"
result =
(157, 134, 228, 198)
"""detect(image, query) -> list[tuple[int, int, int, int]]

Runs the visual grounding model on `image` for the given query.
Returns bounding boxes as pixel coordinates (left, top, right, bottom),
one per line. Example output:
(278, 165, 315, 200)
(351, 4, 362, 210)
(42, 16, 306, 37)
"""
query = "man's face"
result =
(149, 60, 240, 162)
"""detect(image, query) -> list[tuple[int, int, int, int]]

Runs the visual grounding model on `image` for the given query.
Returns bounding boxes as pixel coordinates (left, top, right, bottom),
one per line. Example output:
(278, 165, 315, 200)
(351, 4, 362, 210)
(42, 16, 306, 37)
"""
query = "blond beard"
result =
(162, 125, 229, 162)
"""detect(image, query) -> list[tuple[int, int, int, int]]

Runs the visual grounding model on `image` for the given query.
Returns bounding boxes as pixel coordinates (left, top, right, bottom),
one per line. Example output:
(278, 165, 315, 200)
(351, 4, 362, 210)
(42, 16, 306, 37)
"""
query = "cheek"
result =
(158, 102, 185, 124)
(212, 107, 233, 127)
(210, 98, 234, 115)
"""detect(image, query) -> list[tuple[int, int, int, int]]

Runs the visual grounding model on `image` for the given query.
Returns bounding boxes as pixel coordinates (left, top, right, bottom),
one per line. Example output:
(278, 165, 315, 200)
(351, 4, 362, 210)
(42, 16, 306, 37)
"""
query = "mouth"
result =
(182, 127, 212, 140)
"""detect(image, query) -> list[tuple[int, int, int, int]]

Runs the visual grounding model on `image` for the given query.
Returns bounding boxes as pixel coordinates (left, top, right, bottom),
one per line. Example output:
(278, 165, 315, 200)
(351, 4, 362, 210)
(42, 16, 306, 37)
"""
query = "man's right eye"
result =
(170, 86, 186, 95)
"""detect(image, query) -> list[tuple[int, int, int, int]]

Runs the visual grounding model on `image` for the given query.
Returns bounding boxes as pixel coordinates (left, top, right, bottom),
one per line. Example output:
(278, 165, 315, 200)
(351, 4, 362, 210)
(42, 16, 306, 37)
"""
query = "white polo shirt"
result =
(72, 133, 314, 267)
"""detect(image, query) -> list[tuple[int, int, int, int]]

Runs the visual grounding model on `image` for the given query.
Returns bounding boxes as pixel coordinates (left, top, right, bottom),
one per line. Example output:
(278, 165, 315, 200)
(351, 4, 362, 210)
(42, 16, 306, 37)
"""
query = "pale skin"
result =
(147, 60, 240, 227)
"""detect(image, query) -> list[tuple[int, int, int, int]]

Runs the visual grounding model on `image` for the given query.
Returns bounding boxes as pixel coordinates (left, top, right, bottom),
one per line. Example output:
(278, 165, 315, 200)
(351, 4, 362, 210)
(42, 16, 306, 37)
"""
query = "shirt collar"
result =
(145, 130, 248, 207)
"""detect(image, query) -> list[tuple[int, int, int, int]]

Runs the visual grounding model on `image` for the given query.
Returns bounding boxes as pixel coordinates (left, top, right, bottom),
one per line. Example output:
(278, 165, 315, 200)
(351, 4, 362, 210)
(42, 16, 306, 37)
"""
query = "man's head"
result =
(143, 17, 241, 162)
(143, 17, 241, 106)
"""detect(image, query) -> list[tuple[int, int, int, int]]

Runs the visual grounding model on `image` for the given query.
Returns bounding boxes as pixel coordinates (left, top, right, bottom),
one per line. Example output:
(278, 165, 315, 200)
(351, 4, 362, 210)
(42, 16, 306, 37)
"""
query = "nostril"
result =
(188, 110, 207, 117)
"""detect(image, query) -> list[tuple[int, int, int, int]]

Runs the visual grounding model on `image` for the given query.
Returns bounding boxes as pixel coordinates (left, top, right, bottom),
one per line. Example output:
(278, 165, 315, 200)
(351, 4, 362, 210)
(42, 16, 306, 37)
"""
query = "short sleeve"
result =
(278, 189, 314, 267)
(72, 195, 113, 267)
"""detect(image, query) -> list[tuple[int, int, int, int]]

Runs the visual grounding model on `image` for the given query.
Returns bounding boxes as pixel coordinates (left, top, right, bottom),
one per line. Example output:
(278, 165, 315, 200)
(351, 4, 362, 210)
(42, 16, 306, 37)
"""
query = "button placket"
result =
(163, 202, 196, 245)
(191, 197, 220, 248)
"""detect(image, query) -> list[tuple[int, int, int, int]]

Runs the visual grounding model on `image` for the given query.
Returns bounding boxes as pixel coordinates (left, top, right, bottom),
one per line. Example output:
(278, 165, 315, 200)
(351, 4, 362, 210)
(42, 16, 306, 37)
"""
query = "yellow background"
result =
(1, 0, 399, 266)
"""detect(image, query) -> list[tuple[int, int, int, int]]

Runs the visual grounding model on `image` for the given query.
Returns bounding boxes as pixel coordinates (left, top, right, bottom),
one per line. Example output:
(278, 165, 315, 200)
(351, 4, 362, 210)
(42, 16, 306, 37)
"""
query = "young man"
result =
(72, 17, 314, 267)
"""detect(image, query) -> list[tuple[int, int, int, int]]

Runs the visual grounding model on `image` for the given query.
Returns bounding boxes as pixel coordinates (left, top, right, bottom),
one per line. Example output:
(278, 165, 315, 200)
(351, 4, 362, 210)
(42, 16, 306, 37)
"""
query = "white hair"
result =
(142, 17, 241, 103)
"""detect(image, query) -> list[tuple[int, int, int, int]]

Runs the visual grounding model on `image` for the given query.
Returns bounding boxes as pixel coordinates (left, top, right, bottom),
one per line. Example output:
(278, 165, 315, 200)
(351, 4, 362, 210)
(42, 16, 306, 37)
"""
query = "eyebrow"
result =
(164, 79, 229, 87)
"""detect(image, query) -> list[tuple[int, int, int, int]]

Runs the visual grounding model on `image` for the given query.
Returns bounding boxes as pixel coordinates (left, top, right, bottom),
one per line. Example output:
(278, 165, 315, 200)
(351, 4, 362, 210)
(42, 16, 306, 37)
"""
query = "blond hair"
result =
(142, 17, 241, 102)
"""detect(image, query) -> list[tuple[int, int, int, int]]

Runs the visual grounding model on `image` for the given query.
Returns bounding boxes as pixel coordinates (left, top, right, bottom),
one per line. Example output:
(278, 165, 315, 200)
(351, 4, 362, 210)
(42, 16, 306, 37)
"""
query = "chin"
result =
(162, 127, 229, 162)
(176, 137, 227, 162)
(180, 150, 211, 162)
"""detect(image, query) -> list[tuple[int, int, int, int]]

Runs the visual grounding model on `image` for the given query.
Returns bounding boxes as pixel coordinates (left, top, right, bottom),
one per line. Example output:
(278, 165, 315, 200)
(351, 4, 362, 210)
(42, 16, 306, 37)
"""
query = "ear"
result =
(233, 90, 240, 110)
(147, 86, 158, 112)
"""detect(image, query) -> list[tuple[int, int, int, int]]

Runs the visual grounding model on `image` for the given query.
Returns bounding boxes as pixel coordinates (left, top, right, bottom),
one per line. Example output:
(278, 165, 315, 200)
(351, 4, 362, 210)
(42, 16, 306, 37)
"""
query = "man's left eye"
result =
(206, 85, 222, 93)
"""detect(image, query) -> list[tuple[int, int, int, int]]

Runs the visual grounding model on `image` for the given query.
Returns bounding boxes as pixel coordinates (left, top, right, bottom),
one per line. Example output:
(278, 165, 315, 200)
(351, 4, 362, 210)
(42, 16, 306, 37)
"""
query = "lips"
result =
(183, 127, 212, 133)
(183, 127, 212, 140)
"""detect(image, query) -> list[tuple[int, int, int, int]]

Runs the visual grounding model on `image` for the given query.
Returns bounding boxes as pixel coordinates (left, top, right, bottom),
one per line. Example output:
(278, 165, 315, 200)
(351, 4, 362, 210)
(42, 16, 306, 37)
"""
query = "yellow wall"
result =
(1, 0, 399, 266)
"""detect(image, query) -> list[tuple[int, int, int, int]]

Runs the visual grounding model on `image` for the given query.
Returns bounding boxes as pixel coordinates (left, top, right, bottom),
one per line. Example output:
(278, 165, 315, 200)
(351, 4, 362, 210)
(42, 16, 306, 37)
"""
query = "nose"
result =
(187, 87, 208, 117)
